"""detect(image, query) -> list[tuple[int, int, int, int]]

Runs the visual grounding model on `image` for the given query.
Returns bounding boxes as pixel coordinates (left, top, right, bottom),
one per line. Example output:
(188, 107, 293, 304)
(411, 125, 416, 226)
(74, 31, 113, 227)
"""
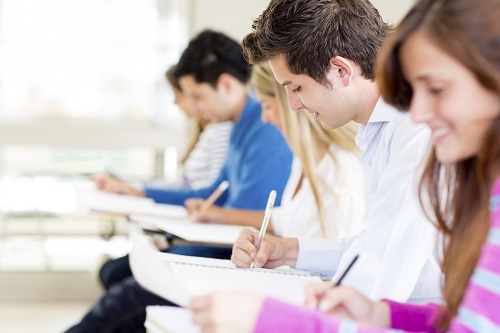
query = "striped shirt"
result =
(254, 176, 500, 333)
(144, 121, 232, 191)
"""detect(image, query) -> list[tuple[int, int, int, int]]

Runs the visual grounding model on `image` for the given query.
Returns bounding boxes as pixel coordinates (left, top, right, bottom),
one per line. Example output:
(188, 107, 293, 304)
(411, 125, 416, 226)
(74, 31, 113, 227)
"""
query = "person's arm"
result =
(385, 300, 441, 332)
(259, 283, 443, 333)
(185, 201, 267, 228)
(92, 174, 145, 196)
(254, 297, 443, 333)
(144, 167, 228, 206)
(189, 285, 442, 333)
(295, 237, 356, 278)
(330, 119, 440, 302)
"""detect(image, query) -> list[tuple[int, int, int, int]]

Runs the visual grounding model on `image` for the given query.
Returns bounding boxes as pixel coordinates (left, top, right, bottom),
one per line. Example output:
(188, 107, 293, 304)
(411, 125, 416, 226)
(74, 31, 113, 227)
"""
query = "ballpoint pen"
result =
(332, 254, 359, 286)
(250, 190, 277, 269)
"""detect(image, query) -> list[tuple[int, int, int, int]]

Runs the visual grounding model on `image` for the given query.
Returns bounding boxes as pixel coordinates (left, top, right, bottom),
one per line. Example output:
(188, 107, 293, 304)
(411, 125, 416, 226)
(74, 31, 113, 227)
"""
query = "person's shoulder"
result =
(382, 107, 430, 153)
(204, 121, 232, 131)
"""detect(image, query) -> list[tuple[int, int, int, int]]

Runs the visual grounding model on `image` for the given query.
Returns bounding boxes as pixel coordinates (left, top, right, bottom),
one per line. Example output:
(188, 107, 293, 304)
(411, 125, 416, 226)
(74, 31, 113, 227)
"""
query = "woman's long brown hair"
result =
(377, 0, 500, 328)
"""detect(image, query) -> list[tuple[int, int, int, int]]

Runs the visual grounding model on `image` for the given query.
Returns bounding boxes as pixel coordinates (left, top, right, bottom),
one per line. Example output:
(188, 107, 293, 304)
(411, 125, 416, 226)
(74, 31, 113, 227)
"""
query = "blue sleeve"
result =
(144, 166, 228, 206)
(225, 126, 292, 209)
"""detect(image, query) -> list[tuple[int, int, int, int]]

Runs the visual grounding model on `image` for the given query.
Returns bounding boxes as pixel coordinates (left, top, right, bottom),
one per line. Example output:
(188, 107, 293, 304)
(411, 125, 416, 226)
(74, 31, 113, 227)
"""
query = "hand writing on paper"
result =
(190, 291, 264, 333)
(231, 228, 299, 269)
(92, 174, 145, 196)
(304, 284, 390, 327)
(185, 198, 223, 223)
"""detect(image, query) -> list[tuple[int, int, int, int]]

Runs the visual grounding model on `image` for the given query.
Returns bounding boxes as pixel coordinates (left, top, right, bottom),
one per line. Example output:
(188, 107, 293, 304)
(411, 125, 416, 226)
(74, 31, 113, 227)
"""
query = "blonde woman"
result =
(188, 63, 365, 242)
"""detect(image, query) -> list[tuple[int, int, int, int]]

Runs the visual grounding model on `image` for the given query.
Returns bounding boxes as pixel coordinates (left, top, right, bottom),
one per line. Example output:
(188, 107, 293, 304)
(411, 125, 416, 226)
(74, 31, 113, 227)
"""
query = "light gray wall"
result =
(182, 0, 271, 43)
(371, 0, 415, 25)
(184, 0, 416, 42)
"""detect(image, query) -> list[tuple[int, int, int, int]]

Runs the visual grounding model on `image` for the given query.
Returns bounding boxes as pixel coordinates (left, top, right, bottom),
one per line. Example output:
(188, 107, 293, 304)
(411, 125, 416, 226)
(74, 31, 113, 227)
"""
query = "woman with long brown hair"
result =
(189, 0, 500, 332)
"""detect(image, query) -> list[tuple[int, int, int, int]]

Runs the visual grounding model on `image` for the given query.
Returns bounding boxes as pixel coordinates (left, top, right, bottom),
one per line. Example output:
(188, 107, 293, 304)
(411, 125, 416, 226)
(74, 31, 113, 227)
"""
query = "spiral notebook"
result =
(130, 226, 322, 307)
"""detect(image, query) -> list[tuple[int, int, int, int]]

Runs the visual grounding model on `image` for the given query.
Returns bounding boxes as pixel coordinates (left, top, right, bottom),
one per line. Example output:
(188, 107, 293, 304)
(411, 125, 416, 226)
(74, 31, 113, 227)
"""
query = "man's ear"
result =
(329, 56, 354, 86)
(216, 73, 234, 93)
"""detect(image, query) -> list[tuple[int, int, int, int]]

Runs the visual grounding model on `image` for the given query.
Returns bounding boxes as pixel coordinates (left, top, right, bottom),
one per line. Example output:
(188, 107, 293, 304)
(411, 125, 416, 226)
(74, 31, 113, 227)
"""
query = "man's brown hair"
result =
(242, 0, 391, 86)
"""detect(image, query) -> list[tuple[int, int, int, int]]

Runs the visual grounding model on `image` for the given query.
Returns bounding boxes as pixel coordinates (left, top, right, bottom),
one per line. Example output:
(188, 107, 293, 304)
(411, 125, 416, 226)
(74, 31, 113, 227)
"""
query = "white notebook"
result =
(130, 214, 256, 245)
(130, 226, 322, 307)
(80, 190, 187, 219)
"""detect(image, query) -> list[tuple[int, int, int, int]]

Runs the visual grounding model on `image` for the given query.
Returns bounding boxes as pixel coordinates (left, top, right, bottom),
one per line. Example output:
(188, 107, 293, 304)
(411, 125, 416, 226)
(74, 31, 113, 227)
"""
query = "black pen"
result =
(332, 253, 360, 286)
(317, 254, 360, 310)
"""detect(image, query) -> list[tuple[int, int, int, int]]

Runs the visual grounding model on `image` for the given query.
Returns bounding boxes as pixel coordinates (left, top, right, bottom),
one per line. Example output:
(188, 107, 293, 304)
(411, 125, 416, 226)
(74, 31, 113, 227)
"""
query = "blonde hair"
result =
(251, 63, 360, 236)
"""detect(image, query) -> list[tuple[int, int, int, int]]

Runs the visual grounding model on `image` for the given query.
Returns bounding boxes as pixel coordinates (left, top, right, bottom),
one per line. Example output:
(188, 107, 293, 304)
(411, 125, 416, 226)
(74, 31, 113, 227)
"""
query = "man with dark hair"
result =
(147, 29, 291, 209)
(231, 0, 442, 304)
(66, 29, 292, 333)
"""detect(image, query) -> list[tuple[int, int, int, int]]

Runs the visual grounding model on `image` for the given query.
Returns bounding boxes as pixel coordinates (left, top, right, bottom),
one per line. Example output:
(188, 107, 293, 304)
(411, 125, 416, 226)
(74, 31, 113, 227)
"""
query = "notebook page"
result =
(81, 190, 155, 214)
(81, 190, 187, 218)
(131, 226, 321, 307)
(129, 226, 190, 306)
(158, 252, 312, 273)
(157, 252, 236, 268)
(169, 261, 322, 305)
(130, 214, 255, 245)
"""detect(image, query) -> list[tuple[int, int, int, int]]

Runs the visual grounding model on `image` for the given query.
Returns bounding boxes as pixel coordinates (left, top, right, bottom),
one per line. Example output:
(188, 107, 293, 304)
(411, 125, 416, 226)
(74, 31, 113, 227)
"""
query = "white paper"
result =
(129, 226, 190, 306)
(130, 214, 255, 245)
(80, 190, 187, 219)
(156, 252, 237, 268)
(130, 226, 323, 308)
(145, 306, 200, 333)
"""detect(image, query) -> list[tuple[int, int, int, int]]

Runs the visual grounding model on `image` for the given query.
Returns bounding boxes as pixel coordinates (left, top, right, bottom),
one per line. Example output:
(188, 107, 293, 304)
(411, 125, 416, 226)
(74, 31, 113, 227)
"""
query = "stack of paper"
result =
(129, 226, 322, 308)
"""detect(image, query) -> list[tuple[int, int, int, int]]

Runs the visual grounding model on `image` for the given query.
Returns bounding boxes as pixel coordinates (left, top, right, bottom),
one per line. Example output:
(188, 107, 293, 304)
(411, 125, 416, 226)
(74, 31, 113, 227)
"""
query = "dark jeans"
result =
(65, 245, 232, 333)
(99, 254, 132, 291)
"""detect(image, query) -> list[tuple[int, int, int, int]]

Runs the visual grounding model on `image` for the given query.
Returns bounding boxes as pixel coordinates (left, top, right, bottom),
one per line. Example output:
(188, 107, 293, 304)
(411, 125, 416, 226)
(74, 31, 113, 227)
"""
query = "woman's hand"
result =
(92, 174, 144, 196)
(190, 292, 264, 333)
(185, 198, 224, 223)
(305, 284, 390, 327)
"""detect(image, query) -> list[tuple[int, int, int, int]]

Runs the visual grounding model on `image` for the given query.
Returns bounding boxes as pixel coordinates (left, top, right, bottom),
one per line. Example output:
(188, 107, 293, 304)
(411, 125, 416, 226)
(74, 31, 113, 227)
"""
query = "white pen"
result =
(198, 180, 230, 214)
(250, 190, 277, 269)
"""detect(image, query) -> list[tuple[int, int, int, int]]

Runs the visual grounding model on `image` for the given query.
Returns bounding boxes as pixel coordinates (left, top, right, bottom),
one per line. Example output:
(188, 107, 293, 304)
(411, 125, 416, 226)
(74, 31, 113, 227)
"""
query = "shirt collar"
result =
(367, 98, 399, 123)
(355, 98, 399, 150)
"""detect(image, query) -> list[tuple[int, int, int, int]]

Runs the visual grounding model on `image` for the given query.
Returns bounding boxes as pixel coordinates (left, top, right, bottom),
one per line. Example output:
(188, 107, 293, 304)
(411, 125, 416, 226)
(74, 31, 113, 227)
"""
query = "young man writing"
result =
(230, 0, 441, 303)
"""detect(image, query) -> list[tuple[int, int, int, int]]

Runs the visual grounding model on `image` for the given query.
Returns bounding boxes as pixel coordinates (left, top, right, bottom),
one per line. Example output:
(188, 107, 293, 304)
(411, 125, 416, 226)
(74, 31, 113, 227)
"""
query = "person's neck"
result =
(352, 80, 380, 125)
(315, 144, 328, 163)
(228, 89, 248, 123)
